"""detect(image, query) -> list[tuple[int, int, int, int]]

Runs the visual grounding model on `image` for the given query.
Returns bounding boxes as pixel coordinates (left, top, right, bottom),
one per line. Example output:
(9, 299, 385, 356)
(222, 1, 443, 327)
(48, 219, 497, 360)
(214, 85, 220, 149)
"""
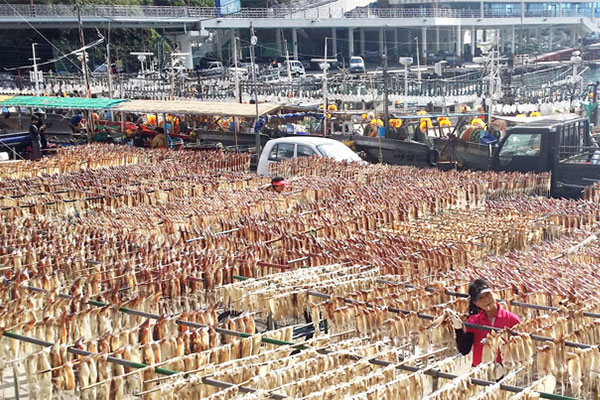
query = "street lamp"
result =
(170, 52, 189, 100)
(130, 52, 154, 75)
(399, 57, 413, 111)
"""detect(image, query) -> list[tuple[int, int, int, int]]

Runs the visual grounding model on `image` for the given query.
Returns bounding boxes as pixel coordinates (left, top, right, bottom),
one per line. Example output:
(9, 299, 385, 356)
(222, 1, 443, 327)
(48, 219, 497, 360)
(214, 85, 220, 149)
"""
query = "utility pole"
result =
(76, 0, 91, 99)
(382, 48, 389, 138)
(284, 38, 292, 82)
(233, 36, 241, 103)
(30, 43, 40, 96)
(170, 52, 189, 100)
(311, 38, 338, 137)
(106, 22, 113, 99)
(323, 37, 328, 137)
(249, 24, 261, 155)
(415, 37, 421, 82)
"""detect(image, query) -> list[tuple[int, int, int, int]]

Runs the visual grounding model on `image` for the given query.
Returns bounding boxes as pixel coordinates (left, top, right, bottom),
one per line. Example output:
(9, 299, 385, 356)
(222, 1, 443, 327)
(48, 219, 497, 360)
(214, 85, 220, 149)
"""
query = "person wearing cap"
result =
(446, 279, 520, 375)
(270, 176, 288, 193)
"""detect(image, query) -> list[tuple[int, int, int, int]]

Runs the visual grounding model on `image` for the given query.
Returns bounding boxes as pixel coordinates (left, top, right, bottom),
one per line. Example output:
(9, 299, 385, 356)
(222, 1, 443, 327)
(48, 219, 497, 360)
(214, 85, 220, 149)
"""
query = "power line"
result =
(0, 0, 83, 72)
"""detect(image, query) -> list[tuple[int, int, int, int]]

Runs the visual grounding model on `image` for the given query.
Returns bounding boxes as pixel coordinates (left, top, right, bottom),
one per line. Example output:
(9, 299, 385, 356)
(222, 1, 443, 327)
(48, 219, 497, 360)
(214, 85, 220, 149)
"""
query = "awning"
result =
(0, 95, 14, 103)
(113, 100, 280, 118)
(0, 96, 128, 110)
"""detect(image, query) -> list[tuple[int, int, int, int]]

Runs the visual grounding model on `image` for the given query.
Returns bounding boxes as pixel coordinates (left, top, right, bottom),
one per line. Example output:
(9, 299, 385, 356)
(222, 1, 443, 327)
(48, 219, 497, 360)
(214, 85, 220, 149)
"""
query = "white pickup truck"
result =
(257, 136, 363, 176)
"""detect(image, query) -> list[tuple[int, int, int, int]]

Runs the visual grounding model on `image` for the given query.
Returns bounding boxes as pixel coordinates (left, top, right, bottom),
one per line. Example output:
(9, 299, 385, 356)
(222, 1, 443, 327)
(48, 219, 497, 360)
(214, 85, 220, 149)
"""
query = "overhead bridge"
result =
(0, 3, 597, 30)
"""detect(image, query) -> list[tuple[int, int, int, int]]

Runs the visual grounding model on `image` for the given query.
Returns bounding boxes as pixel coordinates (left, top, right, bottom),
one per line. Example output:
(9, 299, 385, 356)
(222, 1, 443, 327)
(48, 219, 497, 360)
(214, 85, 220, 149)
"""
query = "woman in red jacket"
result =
(450, 279, 520, 377)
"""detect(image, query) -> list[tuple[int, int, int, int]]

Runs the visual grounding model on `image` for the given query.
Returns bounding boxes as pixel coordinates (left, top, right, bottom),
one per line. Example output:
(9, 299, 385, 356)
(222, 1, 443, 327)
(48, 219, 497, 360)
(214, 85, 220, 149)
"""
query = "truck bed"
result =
(432, 137, 494, 170)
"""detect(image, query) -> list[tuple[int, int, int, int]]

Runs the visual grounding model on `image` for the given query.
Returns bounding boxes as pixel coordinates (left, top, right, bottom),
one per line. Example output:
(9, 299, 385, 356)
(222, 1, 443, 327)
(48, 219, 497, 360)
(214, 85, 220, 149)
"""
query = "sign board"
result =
(216, 0, 241, 16)
(399, 57, 413, 66)
(29, 71, 43, 83)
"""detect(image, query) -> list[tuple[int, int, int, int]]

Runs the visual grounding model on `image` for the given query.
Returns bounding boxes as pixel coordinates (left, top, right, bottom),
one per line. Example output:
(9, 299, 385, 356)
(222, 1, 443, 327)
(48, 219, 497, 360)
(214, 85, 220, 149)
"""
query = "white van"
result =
(284, 60, 306, 77)
(257, 137, 363, 176)
(349, 56, 365, 73)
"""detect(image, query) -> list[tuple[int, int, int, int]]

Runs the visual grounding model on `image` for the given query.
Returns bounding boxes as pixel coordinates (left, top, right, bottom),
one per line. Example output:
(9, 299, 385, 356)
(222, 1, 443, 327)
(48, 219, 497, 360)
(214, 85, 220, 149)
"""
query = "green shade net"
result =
(0, 96, 128, 110)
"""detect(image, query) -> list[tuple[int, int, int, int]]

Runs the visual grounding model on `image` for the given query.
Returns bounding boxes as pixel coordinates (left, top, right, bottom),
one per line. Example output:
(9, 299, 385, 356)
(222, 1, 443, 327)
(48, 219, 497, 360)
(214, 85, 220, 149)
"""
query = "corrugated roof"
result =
(113, 100, 279, 117)
(0, 96, 128, 110)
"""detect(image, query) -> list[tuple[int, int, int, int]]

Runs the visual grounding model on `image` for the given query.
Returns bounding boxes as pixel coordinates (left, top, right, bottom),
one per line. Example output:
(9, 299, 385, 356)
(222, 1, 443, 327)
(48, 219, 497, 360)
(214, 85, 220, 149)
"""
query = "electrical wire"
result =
(4, 32, 105, 72)
(0, 0, 84, 72)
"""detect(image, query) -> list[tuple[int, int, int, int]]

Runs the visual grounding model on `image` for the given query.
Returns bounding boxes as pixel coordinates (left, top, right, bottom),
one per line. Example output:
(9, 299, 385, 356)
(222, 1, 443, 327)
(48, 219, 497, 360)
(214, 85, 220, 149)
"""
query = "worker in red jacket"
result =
(448, 279, 520, 378)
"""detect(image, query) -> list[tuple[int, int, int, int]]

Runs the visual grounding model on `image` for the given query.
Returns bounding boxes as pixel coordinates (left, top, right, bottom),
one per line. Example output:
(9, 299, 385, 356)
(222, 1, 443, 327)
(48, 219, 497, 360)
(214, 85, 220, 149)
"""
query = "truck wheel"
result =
(427, 149, 440, 167)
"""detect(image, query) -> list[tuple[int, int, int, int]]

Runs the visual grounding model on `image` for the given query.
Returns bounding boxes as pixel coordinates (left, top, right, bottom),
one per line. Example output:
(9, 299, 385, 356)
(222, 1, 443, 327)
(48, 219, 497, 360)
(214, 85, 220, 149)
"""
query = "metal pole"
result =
(306, 290, 593, 349)
(284, 38, 292, 82)
(31, 43, 39, 96)
(1, 330, 287, 399)
(382, 49, 389, 138)
(106, 22, 113, 99)
(76, 0, 91, 99)
(250, 24, 261, 155)
(404, 63, 408, 111)
(415, 37, 421, 82)
(323, 37, 328, 137)
(170, 54, 175, 100)
(233, 36, 241, 103)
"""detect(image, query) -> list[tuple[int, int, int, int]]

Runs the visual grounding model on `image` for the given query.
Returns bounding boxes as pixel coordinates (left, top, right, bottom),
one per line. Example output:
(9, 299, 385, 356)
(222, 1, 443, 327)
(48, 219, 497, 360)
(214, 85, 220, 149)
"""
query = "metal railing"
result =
(0, 4, 593, 20)
(558, 145, 600, 164)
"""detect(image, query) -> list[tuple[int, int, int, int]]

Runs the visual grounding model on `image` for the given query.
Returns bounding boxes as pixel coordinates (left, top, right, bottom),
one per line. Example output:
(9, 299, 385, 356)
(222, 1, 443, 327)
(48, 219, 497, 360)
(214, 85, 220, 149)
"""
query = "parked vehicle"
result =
(239, 62, 259, 75)
(257, 136, 363, 175)
(583, 32, 600, 46)
(227, 67, 248, 79)
(443, 53, 463, 67)
(200, 61, 224, 77)
(430, 114, 600, 197)
(349, 56, 366, 73)
(283, 60, 306, 77)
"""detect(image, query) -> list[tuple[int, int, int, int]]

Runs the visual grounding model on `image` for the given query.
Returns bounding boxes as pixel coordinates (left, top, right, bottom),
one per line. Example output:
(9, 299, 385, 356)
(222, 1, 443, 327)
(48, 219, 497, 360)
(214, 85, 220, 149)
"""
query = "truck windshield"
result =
(316, 142, 363, 162)
(498, 133, 542, 167)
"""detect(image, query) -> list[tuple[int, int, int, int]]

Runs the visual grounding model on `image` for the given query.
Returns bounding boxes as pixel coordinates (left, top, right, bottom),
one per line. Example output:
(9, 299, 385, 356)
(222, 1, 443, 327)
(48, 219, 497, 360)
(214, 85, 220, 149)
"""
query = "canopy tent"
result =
(0, 96, 128, 110)
(112, 100, 280, 118)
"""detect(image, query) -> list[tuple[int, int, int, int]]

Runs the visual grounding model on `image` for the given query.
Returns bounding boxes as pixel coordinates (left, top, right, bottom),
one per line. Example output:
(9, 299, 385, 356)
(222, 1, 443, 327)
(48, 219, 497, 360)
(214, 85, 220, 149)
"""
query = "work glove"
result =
(445, 308, 464, 330)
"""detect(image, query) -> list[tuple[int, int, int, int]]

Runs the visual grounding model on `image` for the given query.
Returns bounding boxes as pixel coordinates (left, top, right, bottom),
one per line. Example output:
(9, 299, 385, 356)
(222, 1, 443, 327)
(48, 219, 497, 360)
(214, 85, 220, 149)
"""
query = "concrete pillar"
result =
(592, 2, 595, 20)
(435, 26, 440, 52)
(331, 28, 338, 59)
(360, 28, 365, 56)
(348, 28, 354, 57)
(548, 27, 553, 50)
(275, 28, 282, 56)
(456, 25, 462, 57)
(229, 29, 235, 61)
(511, 25, 515, 53)
(394, 28, 399, 56)
(215, 30, 223, 61)
(379, 27, 385, 55)
(480, 0, 484, 18)
(482, 29, 487, 42)
(471, 27, 476, 56)
(521, 1, 525, 18)
(536, 27, 540, 44)
(177, 32, 194, 69)
(421, 27, 427, 60)
(292, 28, 298, 60)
